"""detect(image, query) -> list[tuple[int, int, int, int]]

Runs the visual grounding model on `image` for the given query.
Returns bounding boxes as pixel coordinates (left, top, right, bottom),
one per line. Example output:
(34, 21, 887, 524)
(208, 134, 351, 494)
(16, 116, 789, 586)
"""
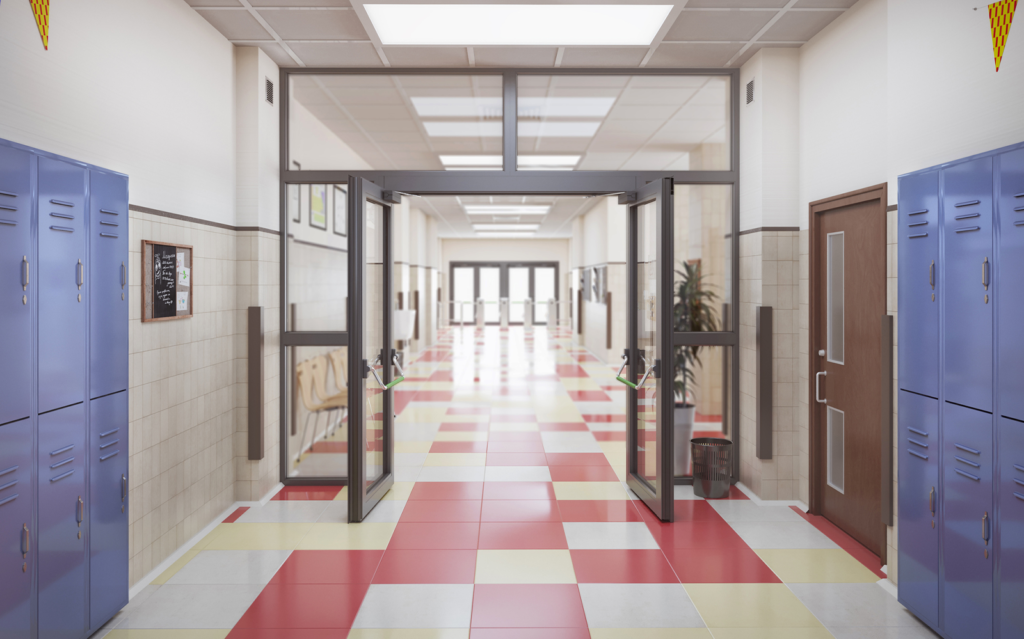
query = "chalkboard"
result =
(153, 245, 177, 318)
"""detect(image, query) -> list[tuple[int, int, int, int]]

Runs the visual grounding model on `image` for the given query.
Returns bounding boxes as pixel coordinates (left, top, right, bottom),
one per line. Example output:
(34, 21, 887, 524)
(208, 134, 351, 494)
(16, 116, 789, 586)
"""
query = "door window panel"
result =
(827, 232, 845, 364)
(453, 267, 474, 324)
(672, 185, 733, 331)
(287, 346, 349, 479)
(827, 406, 845, 494)
(364, 199, 385, 487)
(287, 183, 349, 331)
(637, 200, 659, 489)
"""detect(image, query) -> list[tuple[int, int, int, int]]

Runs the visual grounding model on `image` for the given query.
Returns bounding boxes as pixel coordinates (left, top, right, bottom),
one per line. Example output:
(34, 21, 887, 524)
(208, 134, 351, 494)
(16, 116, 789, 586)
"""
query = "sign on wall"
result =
(990, 0, 1018, 71)
(142, 240, 194, 322)
(29, 0, 49, 49)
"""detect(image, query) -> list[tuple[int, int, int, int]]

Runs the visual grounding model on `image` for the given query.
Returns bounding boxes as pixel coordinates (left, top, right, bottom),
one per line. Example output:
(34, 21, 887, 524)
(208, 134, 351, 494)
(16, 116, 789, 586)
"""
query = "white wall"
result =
(0, 0, 237, 226)
(290, 99, 371, 171)
(236, 47, 280, 232)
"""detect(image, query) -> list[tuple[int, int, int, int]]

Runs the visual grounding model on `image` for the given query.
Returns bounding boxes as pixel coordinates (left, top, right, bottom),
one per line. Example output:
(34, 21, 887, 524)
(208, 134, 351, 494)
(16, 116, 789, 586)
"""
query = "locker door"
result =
(0, 145, 33, 427)
(897, 391, 939, 629)
(89, 392, 128, 631)
(898, 170, 940, 398)
(998, 148, 1024, 421)
(88, 170, 129, 399)
(38, 156, 88, 414)
(998, 416, 1024, 638)
(942, 157, 994, 413)
(0, 419, 33, 639)
(38, 403, 87, 639)
(942, 402, 993, 639)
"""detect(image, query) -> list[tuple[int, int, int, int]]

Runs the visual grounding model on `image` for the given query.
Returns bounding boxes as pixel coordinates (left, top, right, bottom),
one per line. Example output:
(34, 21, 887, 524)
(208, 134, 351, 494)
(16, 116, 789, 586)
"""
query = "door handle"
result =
(21, 524, 29, 556)
(77, 496, 84, 525)
(815, 371, 827, 404)
(22, 256, 29, 290)
(636, 358, 658, 388)
(122, 474, 127, 502)
(983, 512, 990, 544)
(982, 257, 989, 290)
(929, 261, 934, 290)
(929, 487, 935, 516)
(77, 259, 83, 289)
(121, 262, 126, 289)
(388, 351, 406, 389)
(615, 353, 637, 389)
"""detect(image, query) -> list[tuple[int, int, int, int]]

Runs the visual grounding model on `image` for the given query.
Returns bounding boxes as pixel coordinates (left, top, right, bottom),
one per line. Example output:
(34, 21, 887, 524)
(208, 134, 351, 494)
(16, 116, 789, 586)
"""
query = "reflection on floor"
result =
(96, 326, 937, 639)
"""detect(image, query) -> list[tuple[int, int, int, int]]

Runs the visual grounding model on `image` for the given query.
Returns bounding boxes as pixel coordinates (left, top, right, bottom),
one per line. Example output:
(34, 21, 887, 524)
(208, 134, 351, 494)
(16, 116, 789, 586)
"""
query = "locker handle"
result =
(50, 470, 75, 483)
(983, 257, 989, 290)
(908, 427, 929, 437)
(22, 256, 28, 290)
(77, 497, 84, 524)
(908, 209, 928, 216)
(983, 512, 989, 543)
(955, 443, 981, 455)
(929, 261, 934, 290)
(954, 455, 981, 468)
(0, 495, 18, 508)
(929, 487, 935, 516)
(0, 465, 18, 477)
(0, 480, 17, 491)
(955, 226, 980, 233)
(122, 474, 127, 502)
(955, 199, 980, 207)
(122, 262, 126, 289)
(77, 260, 83, 289)
(49, 444, 74, 456)
(908, 449, 928, 461)
(21, 524, 29, 556)
(954, 468, 980, 481)
(955, 212, 980, 220)
(99, 439, 119, 450)
(908, 438, 928, 448)
(50, 199, 73, 207)
(100, 428, 119, 438)
(100, 451, 119, 462)
(815, 371, 826, 404)
(49, 457, 74, 470)
(1014, 464, 1024, 473)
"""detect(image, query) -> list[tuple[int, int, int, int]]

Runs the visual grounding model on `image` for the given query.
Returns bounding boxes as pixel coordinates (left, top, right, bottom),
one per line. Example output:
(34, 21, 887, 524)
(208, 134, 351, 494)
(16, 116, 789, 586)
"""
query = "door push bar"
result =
(366, 354, 405, 391)
(615, 352, 658, 390)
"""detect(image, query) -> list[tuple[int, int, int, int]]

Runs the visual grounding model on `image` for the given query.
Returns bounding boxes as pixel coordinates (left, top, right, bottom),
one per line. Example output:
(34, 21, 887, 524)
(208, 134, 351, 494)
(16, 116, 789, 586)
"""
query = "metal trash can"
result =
(691, 438, 733, 499)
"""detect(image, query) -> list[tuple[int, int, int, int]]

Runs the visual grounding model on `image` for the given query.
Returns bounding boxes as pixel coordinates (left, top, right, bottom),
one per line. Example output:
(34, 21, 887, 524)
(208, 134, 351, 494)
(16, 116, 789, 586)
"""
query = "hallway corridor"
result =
(98, 327, 933, 639)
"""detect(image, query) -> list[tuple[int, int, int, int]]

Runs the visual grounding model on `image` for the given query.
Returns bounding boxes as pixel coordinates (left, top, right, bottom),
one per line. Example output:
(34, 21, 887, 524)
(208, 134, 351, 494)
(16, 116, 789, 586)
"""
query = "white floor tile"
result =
(729, 521, 840, 549)
(351, 584, 475, 628)
(708, 500, 805, 523)
(579, 583, 705, 628)
(165, 550, 291, 585)
(235, 501, 329, 524)
(416, 466, 487, 482)
(541, 431, 603, 454)
(562, 522, 660, 549)
(790, 583, 935, 628)
(116, 584, 264, 629)
(395, 452, 429, 467)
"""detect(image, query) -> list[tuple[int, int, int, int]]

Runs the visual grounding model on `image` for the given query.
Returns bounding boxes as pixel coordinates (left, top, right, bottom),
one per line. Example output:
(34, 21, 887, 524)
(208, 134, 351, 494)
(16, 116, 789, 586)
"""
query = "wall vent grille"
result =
(746, 79, 754, 104)
(266, 78, 274, 105)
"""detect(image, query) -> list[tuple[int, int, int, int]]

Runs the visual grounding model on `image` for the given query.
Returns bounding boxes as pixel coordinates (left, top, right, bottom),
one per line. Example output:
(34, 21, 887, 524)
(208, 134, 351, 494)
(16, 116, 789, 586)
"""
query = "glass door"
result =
(348, 177, 400, 522)
(480, 266, 501, 323)
(620, 178, 675, 521)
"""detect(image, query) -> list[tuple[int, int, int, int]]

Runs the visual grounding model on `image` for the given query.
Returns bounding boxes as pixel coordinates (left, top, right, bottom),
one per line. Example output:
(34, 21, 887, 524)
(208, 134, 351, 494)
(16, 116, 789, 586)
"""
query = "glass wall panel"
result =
(287, 183, 349, 331)
(673, 345, 733, 477)
(452, 266, 474, 325)
(364, 199, 385, 488)
(518, 75, 730, 171)
(636, 200, 659, 490)
(509, 267, 529, 323)
(672, 185, 733, 332)
(480, 267, 500, 323)
(287, 345, 349, 479)
(534, 267, 555, 324)
(289, 75, 503, 171)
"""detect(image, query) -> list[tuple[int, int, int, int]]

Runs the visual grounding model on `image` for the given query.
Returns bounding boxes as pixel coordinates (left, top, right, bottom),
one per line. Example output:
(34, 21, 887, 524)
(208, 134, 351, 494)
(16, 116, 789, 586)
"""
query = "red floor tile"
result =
(388, 523, 480, 549)
(548, 466, 621, 482)
(472, 585, 588, 628)
(537, 422, 590, 431)
(308, 441, 348, 453)
(399, 500, 482, 523)
(234, 584, 368, 629)
(557, 500, 644, 523)
(554, 365, 589, 378)
(228, 630, 345, 639)
(430, 370, 456, 382)
(487, 432, 543, 442)
(663, 546, 781, 583)
(487, 441, 545, 453)
(271, 486, 342, 501)
(649, 520, 747, 550)
(485, 452, 549, 466)
(481, 500, 561, 522)
(415, 390, 455, 402)
(591, 431, 626, 442)
(269, 550, 383, 585)
(372, 549, 477, 584)
(393, 390, 417, 416)
(223, 507, 249, 523)
(581, 414, 626, 423)
(416, 350, 452, 362)
(545, 453, 612, 467)
(440, 423, 491, 432)
(570, 549, 679, 583)
(790, 506, 886, 578)
(566, 390, 612, 402)
(409, 482, 484, 501)
(478, 522, 568, 549)
(667, 500, 729, 522)
(483, 482, 556, 500)
(431, 441, 489, 453)
(471, 630, 591, 639)
(490, 414, 537, 422)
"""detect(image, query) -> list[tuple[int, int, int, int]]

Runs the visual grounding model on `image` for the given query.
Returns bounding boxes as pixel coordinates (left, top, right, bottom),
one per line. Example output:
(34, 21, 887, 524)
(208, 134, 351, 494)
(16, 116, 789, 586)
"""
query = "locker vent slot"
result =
(908, 209, 928, 215)
(909, 449, 928, 461)
(1016, 221, 1024, 227)
(266, 77, 274, 104)
(0, 465, 17, 477)
(0, 204, 15, 211)
(100, 451, 120, 462)
(909, 221, 928, 227)
(1014, 463, 1024, 473)
(100, 208, 119, 215)
(954, 226, 980, 233)
(908, 427, 928, 436)
(746, 79, 754, 104)
(955, 443, 981, 454)
(954, 468, 980, 481)
(1015, 192, 1024, 198)
(50, 444, 74, 456)
(955, 199, 980, 207)
(100, 220, 118, 226)
(954, 455, 981, 468)
(0, 219, 16, 226)
(100, 232, 119, 238)
(49, 212, 74, 220)
(1015, 478, 1024, 487)
(0, 190, 16, 197)
(100, 428, 119, 438)
(49, 457, 74, 470)
(0, 494, 17, 508)
(1015, 492, 1024, 501)
(50, 199, 73, 207)
(50, 470, 75, 483)
(50, 225, 74, 233)
(908, 438, 928, 448)
(955, 212, 980, 220)
(0, 480, 17, 491)
(100, 439, 119, 450)
(909, 232, 928, 239)
(1014, 205, 1024, 211)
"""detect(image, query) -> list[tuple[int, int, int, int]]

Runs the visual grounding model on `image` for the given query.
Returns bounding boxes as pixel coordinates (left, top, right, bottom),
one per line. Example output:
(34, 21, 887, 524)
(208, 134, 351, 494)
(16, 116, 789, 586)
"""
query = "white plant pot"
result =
(674, 403, 695, 477)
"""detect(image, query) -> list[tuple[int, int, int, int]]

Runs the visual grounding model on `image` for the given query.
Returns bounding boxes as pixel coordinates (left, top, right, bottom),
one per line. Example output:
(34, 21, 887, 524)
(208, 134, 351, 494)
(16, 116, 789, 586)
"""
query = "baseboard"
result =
(877, 576, 898, 599)
(735, 482, 809, 511)
(128, 482, 284, 599)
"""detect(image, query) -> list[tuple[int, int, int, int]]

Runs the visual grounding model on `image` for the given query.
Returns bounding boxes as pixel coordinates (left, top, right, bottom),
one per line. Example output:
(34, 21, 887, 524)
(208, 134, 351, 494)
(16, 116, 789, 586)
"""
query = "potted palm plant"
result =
(673, 261, 720, 476)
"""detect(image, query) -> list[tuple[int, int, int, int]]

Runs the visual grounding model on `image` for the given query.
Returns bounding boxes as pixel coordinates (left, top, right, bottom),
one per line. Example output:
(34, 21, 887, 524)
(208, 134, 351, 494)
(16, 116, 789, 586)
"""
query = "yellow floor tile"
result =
(560, 377, 603, 390)
(488, 422, 540, 432)
(440, 414, 490, 423)
(105, 632, 230, 639)
(755, 549, 880, 583)
(332, 486, 350, 501)
(424, 453, 487, 466)
(149, 550, 200, 585)
(297, 522, 396, 550)
(452, 392, 495, 403)
(434, 431, 489, 442)
(611, 465, 628, 482)
(396, 406, 448, 423)
(475, 550, 577, 584)
(416, 382, 455, 391)
(590, 630, 713, 639)
(396, 441, 433, 454)
(535, 407, 586, 422)
(684, 584, 825, 629)
(709, 629, 835, 639)
(599, 441, 628, 459)
(553, 482, 630, 500)
(347, 631, 469, 639)
(201, 523, 313, 551)
(381, 482, 415, 501)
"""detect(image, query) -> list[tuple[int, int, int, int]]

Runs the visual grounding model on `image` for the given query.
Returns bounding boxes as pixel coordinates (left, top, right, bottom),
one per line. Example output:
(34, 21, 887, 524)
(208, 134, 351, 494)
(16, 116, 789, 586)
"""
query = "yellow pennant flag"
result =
(29, 0, 49, 50)
(990, 0, 1018, 71)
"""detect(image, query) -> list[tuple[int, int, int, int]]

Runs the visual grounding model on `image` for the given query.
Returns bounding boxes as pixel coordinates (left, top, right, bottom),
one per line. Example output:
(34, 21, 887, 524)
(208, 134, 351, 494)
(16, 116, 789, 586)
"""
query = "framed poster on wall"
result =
(310, 184, 327, 230)
(142, 240, 193, 322)
(333, 185, 347, 237)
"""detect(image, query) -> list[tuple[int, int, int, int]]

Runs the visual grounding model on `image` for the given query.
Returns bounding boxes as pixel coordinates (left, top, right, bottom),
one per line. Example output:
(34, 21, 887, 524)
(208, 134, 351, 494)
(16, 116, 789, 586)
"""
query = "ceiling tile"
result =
(559, 47, 648, 67)
(250, 0, 350, 5)
(793, 0, 858, 7)
(286, 42, 383, 66)
(647, 42, 744, 67)
(686, 0, 788, 7)
(474, 47, 557, 67)
(383, 47, 469, 67)
(760, 10, 843, 41)
(184, 0, 241, 6)
(258, 8, 367, 40)
(666, 10, 776, 41)
(731, 42, 801, 67)
(255, 43, 296, 67)
(195, 9, 273, 40)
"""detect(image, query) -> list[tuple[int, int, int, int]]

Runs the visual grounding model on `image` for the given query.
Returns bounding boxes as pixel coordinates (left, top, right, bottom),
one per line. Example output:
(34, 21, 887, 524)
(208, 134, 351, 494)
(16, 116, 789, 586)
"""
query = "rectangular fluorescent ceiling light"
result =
(425, 121, 600, 138)
(464, 206, 551, 215)
(519, 97, 616, 118)
(365, 4, 673, 46)
(517, 156, 580, 167)
(476, 232, 537, 239)
(410, 96, 613, 119)
(412, 97, 503, 118)
(473, 224, 541, 232)
(440, 155, 502, 166)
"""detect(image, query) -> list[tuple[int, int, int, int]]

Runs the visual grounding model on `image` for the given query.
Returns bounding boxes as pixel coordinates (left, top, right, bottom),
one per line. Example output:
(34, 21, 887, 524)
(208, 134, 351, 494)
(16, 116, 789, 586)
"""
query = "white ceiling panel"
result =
(258, 8, 368, 40)
(558, 47, 649, 67)
(647, 43, 745, 67)
(195, 9, 273, 40)
(383, 47, 469, 67)
(666, 9, 776, 42)
(474, 47, 558, 67)
(794, 0, 859, 7)
(761, 10, 844, 41)
(184, 0, 241, 6)
(257, 42, 296, 67)
(685, 0, 788, 7)
(249, 0, 350, 5)
(287, 42, 383, 66)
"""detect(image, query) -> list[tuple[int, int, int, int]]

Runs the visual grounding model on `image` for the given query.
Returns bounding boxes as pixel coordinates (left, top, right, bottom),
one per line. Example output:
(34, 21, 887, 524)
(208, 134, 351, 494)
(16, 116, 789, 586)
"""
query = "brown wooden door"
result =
(810, 185, 887, 559)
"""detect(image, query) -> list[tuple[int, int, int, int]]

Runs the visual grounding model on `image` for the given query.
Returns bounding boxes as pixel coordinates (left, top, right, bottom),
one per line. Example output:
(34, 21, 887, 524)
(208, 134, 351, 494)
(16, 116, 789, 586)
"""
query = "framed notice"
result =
(142, 240, 193, 322)
(333, 185, 347, 237)
(310, 184, 327, 230)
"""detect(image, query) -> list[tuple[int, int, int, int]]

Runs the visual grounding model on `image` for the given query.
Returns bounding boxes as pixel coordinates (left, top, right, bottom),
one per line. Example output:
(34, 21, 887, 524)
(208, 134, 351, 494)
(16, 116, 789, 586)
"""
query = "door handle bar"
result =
(983, 512, 990, 544)
(636, 358, 657, 388)
(77, 260, 83, 289)
(615, 354, 637, 389)
(22, 256, 29, 290)
(389, 353, 406, 389)
(929, 487, 935, 516)
(76, 496, 84, 525)
(815, 371, 827, 404)
(22, 524, 29, 556)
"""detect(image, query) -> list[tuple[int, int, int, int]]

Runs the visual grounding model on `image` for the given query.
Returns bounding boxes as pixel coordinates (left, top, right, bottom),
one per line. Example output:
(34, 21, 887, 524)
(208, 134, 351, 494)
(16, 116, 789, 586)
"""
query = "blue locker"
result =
(89, 170, 129, 399)
(38, 156, 88, 414)
(38, 402, 87, 639)
(897, 391, 940, 629)
(998, 148, 1024, 422)
(898, 170, 940, 399)
(0, 419, 33, 639)
(998, 416, 1024, 638)
(942, 157, 994, 413)
(942, 401, 994, 639)
(89, 391, 129, 631)
(0, 146, 33, 427)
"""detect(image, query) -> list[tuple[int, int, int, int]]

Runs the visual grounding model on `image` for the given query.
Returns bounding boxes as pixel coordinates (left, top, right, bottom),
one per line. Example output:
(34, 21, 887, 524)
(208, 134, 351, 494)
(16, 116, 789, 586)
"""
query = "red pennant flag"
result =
(29, 0, 49, 50)
(990, 0, 1018, 71)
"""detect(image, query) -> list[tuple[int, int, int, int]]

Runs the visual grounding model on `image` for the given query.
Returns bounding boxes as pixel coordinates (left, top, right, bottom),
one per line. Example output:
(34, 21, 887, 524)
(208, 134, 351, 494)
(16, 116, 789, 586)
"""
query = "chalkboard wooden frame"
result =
(141, 240, 194, 323)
